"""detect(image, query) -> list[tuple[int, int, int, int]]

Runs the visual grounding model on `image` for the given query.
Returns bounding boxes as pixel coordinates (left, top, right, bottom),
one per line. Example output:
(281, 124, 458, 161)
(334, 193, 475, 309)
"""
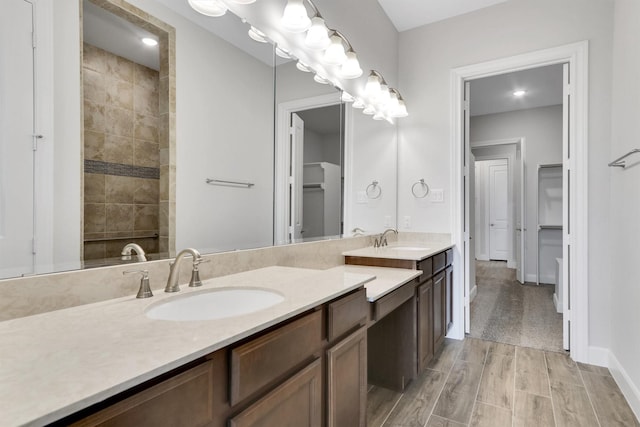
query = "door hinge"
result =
(289, 126, 295, 135)
(288, 176, 294, 185)
(32, 238, 37, 255)
(464, 99, 470, 111)
(32, 31, 36, 48)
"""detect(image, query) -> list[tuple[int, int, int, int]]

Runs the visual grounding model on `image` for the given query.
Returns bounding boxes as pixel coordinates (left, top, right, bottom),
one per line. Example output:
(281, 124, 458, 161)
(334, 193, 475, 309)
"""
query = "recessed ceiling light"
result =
(142, 37, 158, 47)
(513, 90, 527, 97)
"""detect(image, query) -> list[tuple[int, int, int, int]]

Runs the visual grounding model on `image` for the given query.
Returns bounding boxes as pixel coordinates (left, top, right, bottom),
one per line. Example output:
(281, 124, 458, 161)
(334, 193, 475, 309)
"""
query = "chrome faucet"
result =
(165, 248, 203, 293)
(121, 243, 147, 262)
(374, 228, 398, 248)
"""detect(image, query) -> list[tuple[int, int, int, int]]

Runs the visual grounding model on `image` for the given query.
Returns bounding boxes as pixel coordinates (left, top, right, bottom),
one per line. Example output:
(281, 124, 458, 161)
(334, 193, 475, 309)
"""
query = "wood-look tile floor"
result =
(368, 337, 640, 427)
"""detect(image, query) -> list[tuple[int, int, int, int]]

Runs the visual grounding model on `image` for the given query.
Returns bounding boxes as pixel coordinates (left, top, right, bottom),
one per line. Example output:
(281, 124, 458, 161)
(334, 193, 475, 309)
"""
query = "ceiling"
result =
(297, 104, 342, 135)
(469, 64, 564, 117)
(377, 0, 510, 32)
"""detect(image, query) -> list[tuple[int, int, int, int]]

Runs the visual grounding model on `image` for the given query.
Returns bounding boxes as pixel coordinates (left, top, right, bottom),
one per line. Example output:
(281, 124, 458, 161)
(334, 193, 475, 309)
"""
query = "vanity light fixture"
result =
(248, 26, 268, 43)
(373, 111, 385, 121)
(378, 82, 391, 104)
(341, 91, 355, 102)
(230, 0, 257, 3)
(313, 73, 330, 84)
(188, 0, 227, 17)
(323, 33, 347, 65)
(363, 105, 376, 115)
(141, 37, 158, 47)
(296, 60, 312, 72)
(305, 16, 331, 49)
(275, 46, 292, 59)
(341, 51, 363, 79)
(365, 70, 382, 99)
(352, 98, 365, 109)
(513, 89, 527, 97)
(389, 89, 408, 117)
(281, 0, 311, 33)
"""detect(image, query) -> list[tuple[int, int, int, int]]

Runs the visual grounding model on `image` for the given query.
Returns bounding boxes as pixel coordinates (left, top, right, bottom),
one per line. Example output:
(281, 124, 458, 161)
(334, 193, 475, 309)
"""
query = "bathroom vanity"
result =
(343, 244, 454, 391)
(0, 267, 373, 427)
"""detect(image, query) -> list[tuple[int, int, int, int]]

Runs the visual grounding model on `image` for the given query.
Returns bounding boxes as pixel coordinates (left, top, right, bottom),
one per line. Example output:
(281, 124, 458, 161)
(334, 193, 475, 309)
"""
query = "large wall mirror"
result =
(0, 0, 397, 280)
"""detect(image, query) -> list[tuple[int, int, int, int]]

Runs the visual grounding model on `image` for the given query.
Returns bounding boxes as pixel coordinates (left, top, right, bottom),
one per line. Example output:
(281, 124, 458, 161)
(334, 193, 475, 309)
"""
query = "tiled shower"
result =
(82, 43, 160, 261)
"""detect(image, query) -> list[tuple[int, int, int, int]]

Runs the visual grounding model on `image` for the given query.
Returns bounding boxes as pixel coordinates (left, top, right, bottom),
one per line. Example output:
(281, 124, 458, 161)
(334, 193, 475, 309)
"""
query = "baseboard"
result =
(525, 273, 537, 283)
(609, 350, 640, 421)
(470, 285, 478, 302)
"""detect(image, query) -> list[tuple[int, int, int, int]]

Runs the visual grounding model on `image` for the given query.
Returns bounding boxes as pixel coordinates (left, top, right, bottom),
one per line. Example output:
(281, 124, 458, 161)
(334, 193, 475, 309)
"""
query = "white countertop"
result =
(342, 242, 454, 261)
(0, 266, 374, 427)
(336, 265, 422, 302)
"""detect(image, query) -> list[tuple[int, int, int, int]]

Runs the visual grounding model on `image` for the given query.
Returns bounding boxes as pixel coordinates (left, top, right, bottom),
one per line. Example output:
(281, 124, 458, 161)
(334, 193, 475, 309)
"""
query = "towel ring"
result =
(366, 180, 382, 199)
(412, 179, 430, 198)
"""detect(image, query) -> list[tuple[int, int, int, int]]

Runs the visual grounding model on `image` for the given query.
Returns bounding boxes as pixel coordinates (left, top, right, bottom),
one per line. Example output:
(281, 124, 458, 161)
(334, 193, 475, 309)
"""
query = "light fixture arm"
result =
(330, 29, 355, 53)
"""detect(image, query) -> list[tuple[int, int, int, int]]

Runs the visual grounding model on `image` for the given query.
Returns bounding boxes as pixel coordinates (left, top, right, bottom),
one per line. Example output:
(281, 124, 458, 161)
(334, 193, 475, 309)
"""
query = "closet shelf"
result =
(538, 224, 563, 230)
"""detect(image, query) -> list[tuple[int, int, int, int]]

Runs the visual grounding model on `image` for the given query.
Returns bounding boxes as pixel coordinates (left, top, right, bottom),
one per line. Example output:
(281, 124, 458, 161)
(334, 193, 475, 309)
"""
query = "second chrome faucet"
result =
(374, 228, 398, 248)
(165, 248, 207, 293)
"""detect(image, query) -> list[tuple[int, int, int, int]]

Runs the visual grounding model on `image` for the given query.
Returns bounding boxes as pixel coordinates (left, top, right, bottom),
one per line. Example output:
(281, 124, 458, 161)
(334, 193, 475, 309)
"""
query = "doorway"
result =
(450, 42, 589, 361)
(275, 92, 348, 245)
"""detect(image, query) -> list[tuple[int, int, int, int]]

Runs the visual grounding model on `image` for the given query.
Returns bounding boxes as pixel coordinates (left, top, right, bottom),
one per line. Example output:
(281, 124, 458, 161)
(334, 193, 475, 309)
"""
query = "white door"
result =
(516, 146, 526, 283)
(561, 63, 570, 350)
(469, 152, 476, 298)
(489, 162, 509, 260)
(0, 0, 35, 278)
(463, 81, 471, 334)
(289, 113, 304, 241)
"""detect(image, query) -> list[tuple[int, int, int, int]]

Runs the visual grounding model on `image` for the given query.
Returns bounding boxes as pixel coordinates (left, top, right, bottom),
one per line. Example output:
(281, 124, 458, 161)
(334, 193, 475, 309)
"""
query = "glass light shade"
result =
(373, 111, 385, 121)
(341, 91, 354, 102)
(313, 74, 330, 84)
(392, 99, 408, 117)
(365, 74, 381, 98)
(305, 17, 331, 49)
(296, 61, 311, 72)
(248, 26, 267, 43)
(281, 0, 311, 33)
(379, 83, 390, 104)
(340, 51, 363, 79)
(363, 105, 376, 115)
(388, 91, 400, 112)
(275, 46, 291, 59)
(230, 0, 256, 3)
(323, 35, 347, 65)
(188, 0, 227, 17)
(352, 99, 365, 109)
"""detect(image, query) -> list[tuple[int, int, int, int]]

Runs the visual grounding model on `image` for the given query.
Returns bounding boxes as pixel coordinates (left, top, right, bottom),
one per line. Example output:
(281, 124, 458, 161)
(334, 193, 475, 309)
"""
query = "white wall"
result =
(608, 0, 640, 416)
(471, 105, 563, 282)
(398, 0, 614, 350)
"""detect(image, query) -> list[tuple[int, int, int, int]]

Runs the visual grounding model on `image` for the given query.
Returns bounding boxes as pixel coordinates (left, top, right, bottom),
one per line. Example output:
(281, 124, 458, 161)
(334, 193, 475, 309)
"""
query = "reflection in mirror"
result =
(0, 0, 397, 280)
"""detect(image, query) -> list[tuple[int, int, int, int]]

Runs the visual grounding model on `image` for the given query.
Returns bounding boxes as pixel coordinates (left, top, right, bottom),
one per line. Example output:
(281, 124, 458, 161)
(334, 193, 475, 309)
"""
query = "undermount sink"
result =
(146, 288, 285, 321)
(388, 246, 431, 251)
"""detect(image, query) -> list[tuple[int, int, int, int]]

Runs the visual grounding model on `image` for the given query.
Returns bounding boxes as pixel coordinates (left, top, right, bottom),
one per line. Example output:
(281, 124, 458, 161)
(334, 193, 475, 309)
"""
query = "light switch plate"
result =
(431, 189, 444, 202)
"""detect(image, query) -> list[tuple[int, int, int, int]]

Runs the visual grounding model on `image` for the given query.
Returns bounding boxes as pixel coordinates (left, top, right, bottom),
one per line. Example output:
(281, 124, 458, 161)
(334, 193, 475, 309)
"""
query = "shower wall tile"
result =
(105, 175, 136, 204)
(106, 204, 134, 232)
(134, 113, 159, 142)
(84, 173, 105, 203)
(84, 203, 106, 234)
(106, 53, 134, 82)
(84, 131, 105, 161)
(134, 140, 160, 168)
(104, 134, 134, 165)
(83, 99, 105, 133)
(83, 68, 106, 104)
(105, 106, 134, 137)
(106, 78, 134, 110)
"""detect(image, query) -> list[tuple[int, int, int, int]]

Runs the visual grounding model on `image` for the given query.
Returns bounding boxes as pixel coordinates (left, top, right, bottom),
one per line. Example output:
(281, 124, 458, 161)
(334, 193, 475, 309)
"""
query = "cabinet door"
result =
(445, 266, 453, 332)
(433, 272, 446, 350)
(327, 327, 367, 427)
(229, 359, 322, 427)
(71, 361, 215, 427)
(417, 279, 434, 373)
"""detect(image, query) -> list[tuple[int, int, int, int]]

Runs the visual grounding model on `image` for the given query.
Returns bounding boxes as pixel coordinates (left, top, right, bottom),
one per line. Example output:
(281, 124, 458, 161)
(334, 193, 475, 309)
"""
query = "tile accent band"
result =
(84, 160, 160, 180)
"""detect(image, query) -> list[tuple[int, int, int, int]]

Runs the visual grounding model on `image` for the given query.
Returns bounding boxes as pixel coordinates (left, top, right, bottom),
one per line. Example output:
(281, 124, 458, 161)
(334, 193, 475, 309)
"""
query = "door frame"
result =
(471, 137, 525, 280)
(274, 92, 348, 245)
(449, 41, 589, 362)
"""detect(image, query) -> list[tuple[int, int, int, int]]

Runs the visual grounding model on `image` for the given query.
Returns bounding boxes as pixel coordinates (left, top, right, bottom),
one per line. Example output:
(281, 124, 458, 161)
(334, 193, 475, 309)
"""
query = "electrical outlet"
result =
(431, 189, 444, 202)
(356, 191, 367, 203)
(403, 216, 411, 229)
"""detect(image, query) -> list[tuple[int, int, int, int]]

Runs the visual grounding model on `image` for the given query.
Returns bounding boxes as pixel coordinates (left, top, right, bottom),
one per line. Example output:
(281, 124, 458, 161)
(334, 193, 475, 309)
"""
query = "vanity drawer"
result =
(445, 248, 454, 266)
(373, 280, 417, 321)
(230, 310, 322, 405)
(417, 257, 433, 279)
(327, 288, 368, 342)
(433, 251, 446, 274)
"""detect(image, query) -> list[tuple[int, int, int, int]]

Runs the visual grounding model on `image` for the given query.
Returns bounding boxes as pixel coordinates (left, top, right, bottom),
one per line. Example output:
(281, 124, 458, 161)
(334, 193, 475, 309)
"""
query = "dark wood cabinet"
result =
(229, 359, 322, 427)
(417, 279, 434, 373)
(432, 271, 446, 350)
(67, 288, 368, 427)
(327, 327, 367, 427)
